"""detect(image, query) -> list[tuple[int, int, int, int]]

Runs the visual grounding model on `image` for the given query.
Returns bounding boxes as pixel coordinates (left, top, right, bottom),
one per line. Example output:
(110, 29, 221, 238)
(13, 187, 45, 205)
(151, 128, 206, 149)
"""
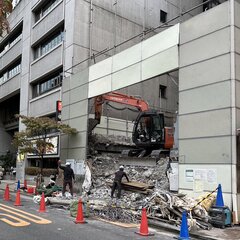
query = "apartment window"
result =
(0, 30, 22, 57)
(32, 72, 63, 98)
(34, 0, 61, 22)
(34, 30, 64, 60)
(159, 85, 167, 99)
(0, 62, 21, 85)
(160, 10, 167, 23)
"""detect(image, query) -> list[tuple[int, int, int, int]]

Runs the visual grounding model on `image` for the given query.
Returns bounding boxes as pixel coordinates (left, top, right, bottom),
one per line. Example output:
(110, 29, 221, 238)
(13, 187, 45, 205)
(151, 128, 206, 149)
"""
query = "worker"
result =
(58, 160, 75, 197)
(111, 165, 129, 199)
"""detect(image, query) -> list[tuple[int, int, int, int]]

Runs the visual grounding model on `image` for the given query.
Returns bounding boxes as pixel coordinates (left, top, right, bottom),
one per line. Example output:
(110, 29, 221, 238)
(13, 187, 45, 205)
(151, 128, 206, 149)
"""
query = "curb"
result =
(148, 219, 219, 240)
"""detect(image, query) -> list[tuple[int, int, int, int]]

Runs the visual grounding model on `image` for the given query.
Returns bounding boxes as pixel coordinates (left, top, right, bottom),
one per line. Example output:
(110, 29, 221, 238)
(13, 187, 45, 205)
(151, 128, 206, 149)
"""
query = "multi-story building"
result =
(0, 0, 207, 167)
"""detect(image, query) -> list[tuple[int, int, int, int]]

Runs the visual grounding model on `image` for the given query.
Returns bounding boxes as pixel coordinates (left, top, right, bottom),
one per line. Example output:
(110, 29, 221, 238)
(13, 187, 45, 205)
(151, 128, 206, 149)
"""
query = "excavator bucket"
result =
(88, 118, 99, 134)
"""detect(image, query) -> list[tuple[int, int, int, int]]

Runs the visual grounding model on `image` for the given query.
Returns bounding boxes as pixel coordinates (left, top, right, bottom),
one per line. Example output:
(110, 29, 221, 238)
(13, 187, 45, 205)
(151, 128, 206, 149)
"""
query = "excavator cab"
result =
(132, 111, 166, 150)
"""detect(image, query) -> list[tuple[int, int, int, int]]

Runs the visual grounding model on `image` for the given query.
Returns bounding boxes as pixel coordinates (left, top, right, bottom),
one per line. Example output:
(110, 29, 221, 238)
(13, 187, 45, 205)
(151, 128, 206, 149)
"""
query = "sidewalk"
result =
(0, 179, 240, 240)
(0, 179, 36, 192)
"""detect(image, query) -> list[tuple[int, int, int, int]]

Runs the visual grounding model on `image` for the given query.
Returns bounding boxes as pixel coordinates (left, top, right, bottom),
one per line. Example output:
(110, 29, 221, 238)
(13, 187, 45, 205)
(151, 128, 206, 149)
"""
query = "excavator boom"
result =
(94, 92, 149, 123)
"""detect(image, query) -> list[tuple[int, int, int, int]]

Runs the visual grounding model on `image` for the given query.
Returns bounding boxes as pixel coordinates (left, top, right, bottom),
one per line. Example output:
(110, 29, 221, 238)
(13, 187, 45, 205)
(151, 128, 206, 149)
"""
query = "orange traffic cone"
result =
(14, 189, 22, 206)
(135, 208, 154, 236)
(4, 184, 10, 201)
(39, 192, 46, 213)
(74, 199, 87, 224)
(24, 179, 27, 189)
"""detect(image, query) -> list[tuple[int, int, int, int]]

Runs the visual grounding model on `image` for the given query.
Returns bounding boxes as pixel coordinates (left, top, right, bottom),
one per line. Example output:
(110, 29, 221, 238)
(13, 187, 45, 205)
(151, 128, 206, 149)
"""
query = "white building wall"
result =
(179, 1, 239, 221)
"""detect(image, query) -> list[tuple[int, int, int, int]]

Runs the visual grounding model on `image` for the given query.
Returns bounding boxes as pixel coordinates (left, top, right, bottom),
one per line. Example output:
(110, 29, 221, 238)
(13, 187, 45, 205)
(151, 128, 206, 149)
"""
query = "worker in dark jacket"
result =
(58, 160, 75, 197)
(111, 165, 129, 199)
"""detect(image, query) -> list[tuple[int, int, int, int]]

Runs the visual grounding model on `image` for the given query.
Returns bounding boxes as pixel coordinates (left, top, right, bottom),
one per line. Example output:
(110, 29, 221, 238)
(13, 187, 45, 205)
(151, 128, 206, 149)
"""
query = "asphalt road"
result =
(0, 190, 184, 240)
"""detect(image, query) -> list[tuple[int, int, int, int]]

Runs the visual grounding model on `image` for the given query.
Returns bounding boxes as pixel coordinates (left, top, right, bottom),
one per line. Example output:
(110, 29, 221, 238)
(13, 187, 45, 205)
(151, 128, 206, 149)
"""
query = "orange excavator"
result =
(89, 91, 174, 157)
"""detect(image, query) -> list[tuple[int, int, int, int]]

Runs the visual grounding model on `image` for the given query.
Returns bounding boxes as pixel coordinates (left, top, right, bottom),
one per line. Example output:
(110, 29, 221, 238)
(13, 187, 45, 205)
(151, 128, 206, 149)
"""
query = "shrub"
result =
(25, 167, 58, 176)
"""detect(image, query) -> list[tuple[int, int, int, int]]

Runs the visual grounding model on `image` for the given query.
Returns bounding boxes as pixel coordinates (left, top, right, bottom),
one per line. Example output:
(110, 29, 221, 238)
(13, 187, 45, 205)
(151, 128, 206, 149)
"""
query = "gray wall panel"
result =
(180, 27, 230, 68)
(235, 27, 240, 55)
(70, 84, 88, 104)
(180, 1, 229, 44)
(68, 132, 87, 148)
(179, 109, 231, 139)
(61, 147, 86, 160)
(236, 81, 240, 109)
(179, 54, 231, 91)
(62, 105, 70, 121)
(70, 68, 89, 89)
(235, 0, 240, 29)
(236, 53, 240, 81)
(69, 116, 88, 132)
(179, 81, 231, 114)
(236, 109, 240, 129)
(69, 100, 88, 119)
(29, 89, 61, 116)
(179, 137, 231, 164)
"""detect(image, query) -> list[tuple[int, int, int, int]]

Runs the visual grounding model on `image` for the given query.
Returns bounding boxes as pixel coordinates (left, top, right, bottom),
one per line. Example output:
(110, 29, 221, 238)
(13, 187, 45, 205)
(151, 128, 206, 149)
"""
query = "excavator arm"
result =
(94, 91, 149, 123)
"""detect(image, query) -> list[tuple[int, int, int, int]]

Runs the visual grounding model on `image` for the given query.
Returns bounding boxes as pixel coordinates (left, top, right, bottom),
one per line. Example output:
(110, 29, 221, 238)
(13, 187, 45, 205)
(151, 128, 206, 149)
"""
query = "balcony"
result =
(32, 1, 64, 45)
(0, 74, 21, 101)
(29, 88, 61, 117)
(0, 38, 22, 70)
(30, 44, 63, 82)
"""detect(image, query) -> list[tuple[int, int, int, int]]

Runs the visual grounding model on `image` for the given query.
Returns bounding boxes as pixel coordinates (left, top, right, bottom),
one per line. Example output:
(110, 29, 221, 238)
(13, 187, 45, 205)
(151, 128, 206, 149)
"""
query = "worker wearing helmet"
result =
(58, 160, 75, 197)
(111, 165, 129, 199)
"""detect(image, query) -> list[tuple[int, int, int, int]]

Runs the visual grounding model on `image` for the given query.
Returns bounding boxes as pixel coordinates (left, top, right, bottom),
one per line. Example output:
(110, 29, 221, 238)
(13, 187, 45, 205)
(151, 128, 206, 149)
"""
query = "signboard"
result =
(27, 135, 59, 157)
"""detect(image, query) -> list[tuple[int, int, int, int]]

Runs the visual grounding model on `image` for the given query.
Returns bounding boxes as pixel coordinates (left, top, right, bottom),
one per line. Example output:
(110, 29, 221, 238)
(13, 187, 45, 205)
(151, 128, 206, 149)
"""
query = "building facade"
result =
(0, 0, 205, 167)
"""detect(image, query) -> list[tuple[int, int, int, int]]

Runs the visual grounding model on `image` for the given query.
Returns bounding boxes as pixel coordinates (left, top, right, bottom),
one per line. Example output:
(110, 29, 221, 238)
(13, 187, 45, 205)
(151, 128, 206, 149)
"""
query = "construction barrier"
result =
(135, 208, 154, 236)
(14, 189, 22, 206)
(39, 192, 46, 213)
(179, 211, 190, 240)
(4, 184, 10, 201)
(74, 199, 87, 224)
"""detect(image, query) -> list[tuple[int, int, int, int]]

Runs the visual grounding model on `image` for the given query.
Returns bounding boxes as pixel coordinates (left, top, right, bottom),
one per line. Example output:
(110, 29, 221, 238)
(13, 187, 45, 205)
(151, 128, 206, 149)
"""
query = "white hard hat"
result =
(66, 162, 71, 166)
(119, 165, 124, 169)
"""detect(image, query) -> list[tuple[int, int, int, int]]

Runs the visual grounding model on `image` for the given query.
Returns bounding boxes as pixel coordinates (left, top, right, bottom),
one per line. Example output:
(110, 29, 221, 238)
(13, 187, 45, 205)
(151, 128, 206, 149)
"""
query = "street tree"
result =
(0, 0, 13, 36)
(12, 114, 77, 177)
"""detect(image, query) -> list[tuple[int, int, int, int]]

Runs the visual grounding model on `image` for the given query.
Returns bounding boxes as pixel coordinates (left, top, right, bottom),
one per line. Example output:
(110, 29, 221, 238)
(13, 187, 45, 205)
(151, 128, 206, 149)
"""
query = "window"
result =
(160, 10, 167, 23)
(32, 71, 63, 98)
(159, 85, 167, 99)
(34, 0, 61, 23)
(0, 62, 21, 85)
(0, 30, 22, 57)
(34, 30, 64, 60)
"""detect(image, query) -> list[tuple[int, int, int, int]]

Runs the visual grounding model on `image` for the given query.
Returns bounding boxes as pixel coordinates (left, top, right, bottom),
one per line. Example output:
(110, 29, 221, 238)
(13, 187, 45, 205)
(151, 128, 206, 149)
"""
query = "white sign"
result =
(207, 169, 217, 183)
(185, 169, 194, 182)
(194, 169, 207, 181)
(75, 161, 85, 175)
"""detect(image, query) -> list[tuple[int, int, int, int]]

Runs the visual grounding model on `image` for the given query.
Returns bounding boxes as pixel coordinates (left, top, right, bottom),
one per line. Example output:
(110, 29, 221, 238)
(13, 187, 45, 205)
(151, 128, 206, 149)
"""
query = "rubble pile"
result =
(91, 206, 139, 223)
(85, 154, 215, 229)
(88, 154, 170, 200)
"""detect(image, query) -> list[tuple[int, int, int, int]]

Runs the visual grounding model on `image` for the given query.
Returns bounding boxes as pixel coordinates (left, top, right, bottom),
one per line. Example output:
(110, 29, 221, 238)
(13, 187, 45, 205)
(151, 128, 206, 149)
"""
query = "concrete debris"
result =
(83, 154, 215, 230)
(90, 134, 133, 146)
